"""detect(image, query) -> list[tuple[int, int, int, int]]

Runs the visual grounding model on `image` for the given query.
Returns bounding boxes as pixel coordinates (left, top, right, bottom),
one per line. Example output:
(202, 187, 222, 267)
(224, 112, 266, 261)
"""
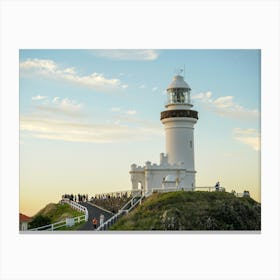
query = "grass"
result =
(109, 191, 261, 231)
(33, 203, 86, 230)
(55, 220, 86, 231)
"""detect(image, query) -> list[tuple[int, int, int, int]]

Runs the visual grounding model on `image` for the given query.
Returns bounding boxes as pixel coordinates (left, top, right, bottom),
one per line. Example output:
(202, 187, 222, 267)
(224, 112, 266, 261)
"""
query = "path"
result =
(78, 202, 114, 231)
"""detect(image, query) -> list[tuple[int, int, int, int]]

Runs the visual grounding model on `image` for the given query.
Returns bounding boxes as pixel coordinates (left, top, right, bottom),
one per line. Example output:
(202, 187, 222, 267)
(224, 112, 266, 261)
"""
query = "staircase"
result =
(97, 194, 143, 231)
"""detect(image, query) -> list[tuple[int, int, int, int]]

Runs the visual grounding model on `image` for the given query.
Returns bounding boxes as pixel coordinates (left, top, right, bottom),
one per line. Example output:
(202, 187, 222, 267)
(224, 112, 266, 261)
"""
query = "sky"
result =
(19, 49, 261, 216)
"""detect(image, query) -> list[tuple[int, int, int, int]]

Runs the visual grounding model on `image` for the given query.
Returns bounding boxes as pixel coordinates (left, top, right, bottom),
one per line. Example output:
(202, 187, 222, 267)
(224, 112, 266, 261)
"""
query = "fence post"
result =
(51, 224, 54, 231)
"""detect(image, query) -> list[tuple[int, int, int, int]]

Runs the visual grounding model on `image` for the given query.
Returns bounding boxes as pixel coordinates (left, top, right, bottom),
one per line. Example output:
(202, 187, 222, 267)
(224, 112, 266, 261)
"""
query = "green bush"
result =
(29, 215, 51, 229)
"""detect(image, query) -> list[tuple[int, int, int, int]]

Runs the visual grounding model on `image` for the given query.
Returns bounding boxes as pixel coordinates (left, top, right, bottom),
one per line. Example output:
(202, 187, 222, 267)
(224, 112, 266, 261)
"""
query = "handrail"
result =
(121, 194, 140, 210)
(96, 194, 144, 231)
(61, 198, 88, 221)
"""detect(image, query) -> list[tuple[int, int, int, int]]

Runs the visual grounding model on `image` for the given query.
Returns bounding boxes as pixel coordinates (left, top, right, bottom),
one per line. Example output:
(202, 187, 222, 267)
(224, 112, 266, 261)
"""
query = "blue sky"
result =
(19, 49, 260, 216)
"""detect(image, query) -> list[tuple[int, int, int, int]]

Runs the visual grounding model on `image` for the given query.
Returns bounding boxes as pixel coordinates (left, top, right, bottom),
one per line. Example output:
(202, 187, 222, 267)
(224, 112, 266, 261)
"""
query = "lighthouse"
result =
(161, 75, 198, 187)
(130, 73, 199, 194)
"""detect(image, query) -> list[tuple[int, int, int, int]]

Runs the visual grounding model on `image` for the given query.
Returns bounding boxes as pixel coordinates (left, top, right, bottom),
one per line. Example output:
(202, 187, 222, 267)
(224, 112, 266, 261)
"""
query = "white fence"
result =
(28, 199, 88, 231)
(61, 198, 89, 221)
(150, 186, 225, 193)
(28, 215, 87, 231)
(195, 186, 226, 192)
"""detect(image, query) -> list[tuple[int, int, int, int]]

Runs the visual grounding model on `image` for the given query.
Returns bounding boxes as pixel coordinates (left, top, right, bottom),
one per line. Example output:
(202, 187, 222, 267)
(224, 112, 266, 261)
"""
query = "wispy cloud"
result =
(32, 95, 48, 101)
(192, 91, 259, 120)
(126, 110, 137, 115)
(111, 107, 137, 116)
(20, 59, 127, 92)
(92, 50, 159, 61)
(233, 128, 260, 151)
(33, 96, 84, 117)
(21, 100, 160, 143)
(152, 87, 158, 92)
(20, 115, 161, 144)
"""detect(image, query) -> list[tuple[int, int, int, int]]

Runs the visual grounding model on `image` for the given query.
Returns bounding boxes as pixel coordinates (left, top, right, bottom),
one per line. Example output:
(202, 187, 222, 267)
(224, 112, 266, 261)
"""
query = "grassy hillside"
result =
(110, 191, 261, 231)
(34, 203, 84, 224)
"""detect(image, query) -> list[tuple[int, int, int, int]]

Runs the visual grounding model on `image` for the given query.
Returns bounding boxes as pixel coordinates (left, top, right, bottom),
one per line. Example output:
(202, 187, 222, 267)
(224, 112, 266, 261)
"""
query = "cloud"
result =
(20, 59, 127, 92)
(20, 115, 162, 144)
(126, 110, 137, 115)
(111, 107, 137, 116)
(192, 91, 259, 120)
(92, 50, 159, 61)
(20, 59, 57, 72)
(192, 91, 212, 101)
(152, 87, 158, 92)
(233, 128, 260, 151)
(34, 96, 83, 117)
(213, 96, 234, 108)
(52, 97, 82, 112)
(32, 95, 48, 101)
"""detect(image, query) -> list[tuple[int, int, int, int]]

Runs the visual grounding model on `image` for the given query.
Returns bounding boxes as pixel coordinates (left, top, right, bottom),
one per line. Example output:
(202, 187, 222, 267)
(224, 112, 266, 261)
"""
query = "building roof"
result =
(166, 75, 191, 91)
(19, 213, 32, 222)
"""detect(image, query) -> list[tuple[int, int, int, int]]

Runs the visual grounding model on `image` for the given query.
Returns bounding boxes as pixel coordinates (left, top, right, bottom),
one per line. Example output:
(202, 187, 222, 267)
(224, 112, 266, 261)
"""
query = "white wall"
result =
(162, 117, 197, 170)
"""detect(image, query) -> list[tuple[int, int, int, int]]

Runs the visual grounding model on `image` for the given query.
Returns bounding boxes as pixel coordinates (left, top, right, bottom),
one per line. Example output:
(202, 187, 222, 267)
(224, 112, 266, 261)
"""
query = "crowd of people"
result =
(62, 191, 133, 213)
(62, 193, 89, 203)
(89, 192, 132, 213)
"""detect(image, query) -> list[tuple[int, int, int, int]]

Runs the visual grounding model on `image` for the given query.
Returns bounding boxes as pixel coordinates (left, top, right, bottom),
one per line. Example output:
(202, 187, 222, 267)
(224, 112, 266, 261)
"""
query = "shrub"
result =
(29, 215, 51, 229)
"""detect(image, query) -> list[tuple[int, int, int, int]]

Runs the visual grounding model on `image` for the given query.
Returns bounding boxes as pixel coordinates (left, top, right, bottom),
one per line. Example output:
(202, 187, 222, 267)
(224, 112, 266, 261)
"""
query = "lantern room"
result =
(166, 75, 191, 105)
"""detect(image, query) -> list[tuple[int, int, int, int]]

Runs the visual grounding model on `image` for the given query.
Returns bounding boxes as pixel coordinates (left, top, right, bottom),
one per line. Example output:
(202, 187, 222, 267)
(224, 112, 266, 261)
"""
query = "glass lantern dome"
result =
(166, 75, 191, 105)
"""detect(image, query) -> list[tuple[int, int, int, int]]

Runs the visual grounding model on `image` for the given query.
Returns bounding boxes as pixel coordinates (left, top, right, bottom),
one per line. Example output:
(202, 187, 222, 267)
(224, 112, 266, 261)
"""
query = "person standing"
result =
(215, 182, 220, 191)
(100, 214, 105, 226)
(92, 217, 98, 230)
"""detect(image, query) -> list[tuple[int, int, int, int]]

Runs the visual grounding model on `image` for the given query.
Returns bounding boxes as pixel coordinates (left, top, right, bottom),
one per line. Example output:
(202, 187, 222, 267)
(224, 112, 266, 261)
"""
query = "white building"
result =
(130, 74, 199, 195)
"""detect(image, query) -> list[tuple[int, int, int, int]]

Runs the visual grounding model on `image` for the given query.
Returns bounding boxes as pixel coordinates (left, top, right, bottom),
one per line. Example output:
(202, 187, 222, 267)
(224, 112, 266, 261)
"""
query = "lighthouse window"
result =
(190, 140, 192, 148)
(168, 89, 186, 104)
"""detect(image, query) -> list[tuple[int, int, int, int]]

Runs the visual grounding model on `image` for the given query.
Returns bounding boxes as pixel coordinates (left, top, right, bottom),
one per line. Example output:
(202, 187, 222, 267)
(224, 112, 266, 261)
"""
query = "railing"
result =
(61, 198, 88, 221)
(195, 186, 215, 192)
(28, 215, 87, 231)
(235, 192, 250, 197)
(195, 186, 225, 192)
(151, 187, 185, 194)
(149, 186, 226, 194)
(96, 194, 143, 231)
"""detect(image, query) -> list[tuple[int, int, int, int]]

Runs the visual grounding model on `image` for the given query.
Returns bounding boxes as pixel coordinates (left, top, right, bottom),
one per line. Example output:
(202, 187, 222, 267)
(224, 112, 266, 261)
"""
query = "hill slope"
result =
(110, 191, 261, 231)
(34, 203, 83, 224)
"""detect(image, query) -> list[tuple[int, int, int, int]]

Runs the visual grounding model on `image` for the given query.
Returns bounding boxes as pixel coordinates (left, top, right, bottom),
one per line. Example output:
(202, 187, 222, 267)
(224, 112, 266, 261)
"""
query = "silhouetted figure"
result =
(215, 182, 220, 191)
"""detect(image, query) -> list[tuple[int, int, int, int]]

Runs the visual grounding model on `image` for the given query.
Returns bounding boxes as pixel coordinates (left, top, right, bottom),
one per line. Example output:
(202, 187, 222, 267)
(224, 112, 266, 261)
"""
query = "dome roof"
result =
(164, 174, 177, 182)
(167, 75, 191, 91)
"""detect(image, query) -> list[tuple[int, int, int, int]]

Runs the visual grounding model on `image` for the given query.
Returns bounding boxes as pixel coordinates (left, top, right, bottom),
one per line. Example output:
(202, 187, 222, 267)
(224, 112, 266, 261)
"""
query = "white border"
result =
(1, 1, 279, 280)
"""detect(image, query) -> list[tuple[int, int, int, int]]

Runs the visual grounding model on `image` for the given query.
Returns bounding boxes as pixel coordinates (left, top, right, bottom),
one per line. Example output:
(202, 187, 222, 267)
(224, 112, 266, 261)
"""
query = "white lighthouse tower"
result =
(161, 74, 198, 187)
(130, 73, 198, 194)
